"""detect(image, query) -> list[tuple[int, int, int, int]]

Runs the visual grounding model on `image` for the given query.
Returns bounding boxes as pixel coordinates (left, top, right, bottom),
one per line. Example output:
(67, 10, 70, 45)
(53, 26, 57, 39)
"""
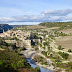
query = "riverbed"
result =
(27, 57, 55, 72)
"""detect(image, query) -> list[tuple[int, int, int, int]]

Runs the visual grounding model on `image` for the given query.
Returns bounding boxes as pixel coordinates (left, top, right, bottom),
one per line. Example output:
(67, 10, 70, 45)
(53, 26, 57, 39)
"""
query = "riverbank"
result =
(20, 48, 56, 72)
(27, 57, 55, 72)
(36, 63, 55, 71)
(20, 47, 67, 72)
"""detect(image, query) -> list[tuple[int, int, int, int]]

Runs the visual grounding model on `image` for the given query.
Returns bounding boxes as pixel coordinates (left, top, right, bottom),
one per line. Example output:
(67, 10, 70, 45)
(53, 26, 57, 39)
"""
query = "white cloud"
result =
(42, 9, 72, 16)
(0, 9, 72, 24)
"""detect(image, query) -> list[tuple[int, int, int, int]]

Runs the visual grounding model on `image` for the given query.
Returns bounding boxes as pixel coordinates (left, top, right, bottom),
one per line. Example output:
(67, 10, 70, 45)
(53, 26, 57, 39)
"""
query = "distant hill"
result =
(39, 22, 72, 30)
(10, 25, 28, 27)
(0, 24, 13, 33)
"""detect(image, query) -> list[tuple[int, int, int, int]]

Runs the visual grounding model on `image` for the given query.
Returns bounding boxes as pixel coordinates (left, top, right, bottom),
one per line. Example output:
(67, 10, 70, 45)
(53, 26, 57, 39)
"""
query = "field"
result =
(59, 29, 72, 34)
(55, 36, 72, 49)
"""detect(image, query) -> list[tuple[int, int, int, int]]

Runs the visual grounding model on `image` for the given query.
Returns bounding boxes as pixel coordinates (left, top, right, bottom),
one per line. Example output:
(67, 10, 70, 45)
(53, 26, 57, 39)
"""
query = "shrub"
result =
(58, 51, 69, 59)
(55, 59, 61, 62)
(35, 67, 40, 72)
(42, 47, 45, 50)
(14, 37, 19, 40)
(68, 49, 72, 53)
(35, 48, 39, 51)
(43, 42, 49, 46)
(41, 51, 47, 57)
(0, 60, 3, 65)
(58, 45, 63, 50)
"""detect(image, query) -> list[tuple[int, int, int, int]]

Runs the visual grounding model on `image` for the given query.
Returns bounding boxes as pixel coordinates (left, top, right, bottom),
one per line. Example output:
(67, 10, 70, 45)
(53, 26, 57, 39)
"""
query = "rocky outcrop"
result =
(5, 40, 16, 44)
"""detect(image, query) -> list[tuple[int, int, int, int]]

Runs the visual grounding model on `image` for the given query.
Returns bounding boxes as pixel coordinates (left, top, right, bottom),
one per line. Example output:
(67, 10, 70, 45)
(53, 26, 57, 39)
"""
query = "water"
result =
(27, 58, 55, 72)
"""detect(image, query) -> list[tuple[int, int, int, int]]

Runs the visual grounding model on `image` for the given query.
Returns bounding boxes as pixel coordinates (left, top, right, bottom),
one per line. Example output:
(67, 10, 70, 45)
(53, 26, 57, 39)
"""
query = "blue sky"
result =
(0, 0, 72, 25)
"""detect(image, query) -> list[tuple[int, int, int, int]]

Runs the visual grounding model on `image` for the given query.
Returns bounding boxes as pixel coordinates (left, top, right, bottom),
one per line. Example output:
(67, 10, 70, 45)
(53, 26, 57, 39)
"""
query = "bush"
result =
(68, 49, 72, 53)
(35, 67, 40, 72)
(35, 48, 39, 51)
(41, 51, 47, 57)
(58, 45, 63, 50)
(43, 42, 49, 46)
(0, 60, 3, 65)
(55, 59, 61, 62)
(33, 55, 46, 64)
(58, 51, 69, 59)
(14, 37, 19, 40)
(56, 62, 72, 71)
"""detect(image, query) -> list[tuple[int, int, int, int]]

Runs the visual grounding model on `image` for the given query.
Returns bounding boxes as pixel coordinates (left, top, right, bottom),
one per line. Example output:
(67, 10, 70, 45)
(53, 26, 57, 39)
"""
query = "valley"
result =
(0, 22, 72, 72)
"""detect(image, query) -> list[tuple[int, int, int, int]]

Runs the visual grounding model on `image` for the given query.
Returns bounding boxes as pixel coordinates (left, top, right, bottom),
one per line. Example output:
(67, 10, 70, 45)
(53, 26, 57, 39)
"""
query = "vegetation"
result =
(41, 51, 47, 57)
(58, 51, 69, 59)
(33, 55, 48, 65)
(58, 45, 63, 50)
(0, 38, 39, 72)
(56, 62, 72, 71)
(39, 22, 72, 30)
(35, 67, 40, 72)
(1, 22, 72, 71)
(43, 41, 49, 46)
(54, 31, 67, 37)
(30, 33, 40, 39)
(68, 49, 72, 53)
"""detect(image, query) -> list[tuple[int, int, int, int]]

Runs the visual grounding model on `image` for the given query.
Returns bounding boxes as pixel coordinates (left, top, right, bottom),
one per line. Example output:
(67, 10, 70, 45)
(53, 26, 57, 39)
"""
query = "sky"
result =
(0, 0, 72, 25)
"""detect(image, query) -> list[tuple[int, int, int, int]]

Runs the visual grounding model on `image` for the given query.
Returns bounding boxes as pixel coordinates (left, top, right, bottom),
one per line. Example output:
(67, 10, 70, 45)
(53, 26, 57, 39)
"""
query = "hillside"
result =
(0, 24, 13, 33)
(10, 25, 29, 28)
(39, 22, 72, 30)
(0, 38, 39, 72)
(12, 22, 72, 72)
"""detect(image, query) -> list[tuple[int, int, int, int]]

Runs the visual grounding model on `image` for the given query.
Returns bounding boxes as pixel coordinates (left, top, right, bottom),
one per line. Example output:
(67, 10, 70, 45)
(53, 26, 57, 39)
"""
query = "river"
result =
(27, 57, 55, 72)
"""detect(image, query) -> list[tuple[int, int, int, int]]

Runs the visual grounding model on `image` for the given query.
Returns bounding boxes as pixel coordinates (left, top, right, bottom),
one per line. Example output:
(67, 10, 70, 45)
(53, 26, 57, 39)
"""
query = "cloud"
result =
(0, 17, 15, 23)
(0, 9, 72, 24)
(42, 9, 72, 16)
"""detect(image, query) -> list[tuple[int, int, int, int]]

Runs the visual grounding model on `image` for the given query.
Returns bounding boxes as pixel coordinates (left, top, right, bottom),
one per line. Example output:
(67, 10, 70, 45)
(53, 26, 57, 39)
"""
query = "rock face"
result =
(5, 40, 16, 44)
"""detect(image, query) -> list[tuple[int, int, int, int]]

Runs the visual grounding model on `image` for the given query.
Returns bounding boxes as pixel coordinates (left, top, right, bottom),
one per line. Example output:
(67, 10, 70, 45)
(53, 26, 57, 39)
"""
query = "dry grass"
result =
(27, 25, 46, 29)
(55, 36, 72, 49)
(59, 29, 72, 34)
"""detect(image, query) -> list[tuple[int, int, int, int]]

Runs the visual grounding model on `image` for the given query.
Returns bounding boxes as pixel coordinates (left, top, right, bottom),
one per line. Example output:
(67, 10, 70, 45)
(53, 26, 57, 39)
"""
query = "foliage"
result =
(35, 67, 40, 72)
(43, 41, 49, 46)
(56, 62, 72, 71)
(55, 59, 61, 62)
(35, 48, 39, 51)
(68, 49, 72, 53)
(39, 22, 72, 30)
(58, 45, 63, 50)
(54, 31, 67, 37)
(41, 51, 47, 57)
(30, 33, 40, 39)
(58, 51, 69, 59)
(0, 39, 38, 72)
(0, 49, 30, 68)
(33, 55, 46, 64)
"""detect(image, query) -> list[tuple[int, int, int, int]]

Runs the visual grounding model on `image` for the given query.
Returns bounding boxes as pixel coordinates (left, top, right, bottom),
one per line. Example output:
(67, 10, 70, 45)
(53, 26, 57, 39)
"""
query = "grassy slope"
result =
(0, 38, 37, 72)
(39, 22, 72, 30)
